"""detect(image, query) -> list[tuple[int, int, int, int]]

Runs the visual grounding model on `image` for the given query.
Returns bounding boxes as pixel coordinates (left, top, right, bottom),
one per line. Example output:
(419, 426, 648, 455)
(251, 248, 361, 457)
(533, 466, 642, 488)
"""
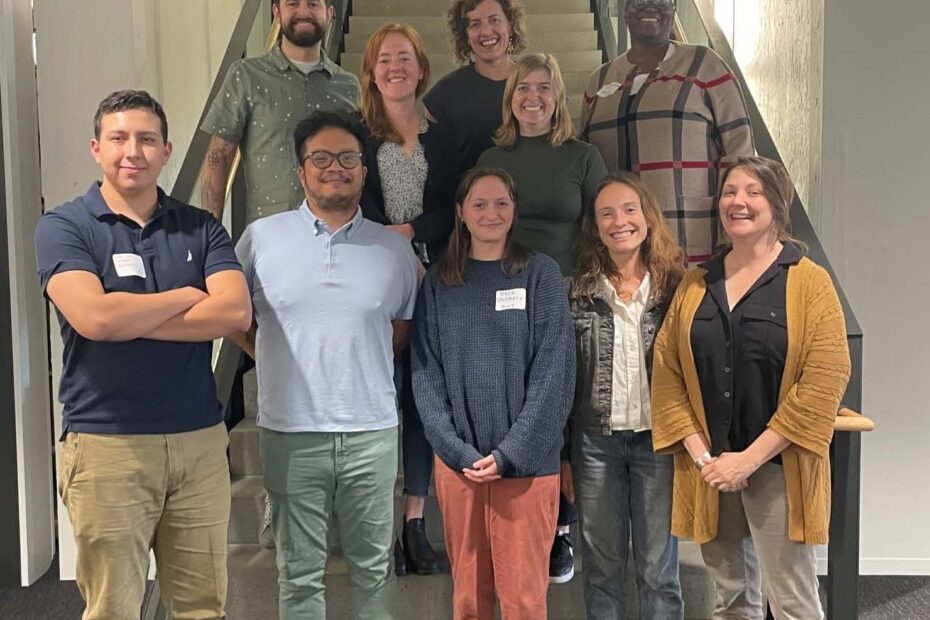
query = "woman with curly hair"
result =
(423, 0, 527, 171)
(568, 172, 685, 618)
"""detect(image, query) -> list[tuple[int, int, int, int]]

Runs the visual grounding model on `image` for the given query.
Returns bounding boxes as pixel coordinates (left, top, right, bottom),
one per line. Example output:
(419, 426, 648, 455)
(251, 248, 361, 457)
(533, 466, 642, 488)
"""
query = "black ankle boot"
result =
(393, 535, 407, 577)
(402, 518, 440, 575)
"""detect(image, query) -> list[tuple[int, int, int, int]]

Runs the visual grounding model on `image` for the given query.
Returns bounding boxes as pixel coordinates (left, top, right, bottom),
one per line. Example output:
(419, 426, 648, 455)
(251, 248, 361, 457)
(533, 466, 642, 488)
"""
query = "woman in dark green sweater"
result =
(476, 53, 608, 276)
(476, 51, 607, 583)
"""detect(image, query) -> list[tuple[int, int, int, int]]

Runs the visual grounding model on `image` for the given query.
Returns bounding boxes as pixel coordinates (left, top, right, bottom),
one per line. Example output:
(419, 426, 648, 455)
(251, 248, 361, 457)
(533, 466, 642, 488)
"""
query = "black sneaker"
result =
(549, 531, 574, 584)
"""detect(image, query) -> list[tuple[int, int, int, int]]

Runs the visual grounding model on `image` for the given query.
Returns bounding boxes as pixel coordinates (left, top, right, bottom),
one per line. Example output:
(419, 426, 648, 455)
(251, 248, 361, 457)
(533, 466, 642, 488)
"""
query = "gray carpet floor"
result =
(1, 559, 928, 619)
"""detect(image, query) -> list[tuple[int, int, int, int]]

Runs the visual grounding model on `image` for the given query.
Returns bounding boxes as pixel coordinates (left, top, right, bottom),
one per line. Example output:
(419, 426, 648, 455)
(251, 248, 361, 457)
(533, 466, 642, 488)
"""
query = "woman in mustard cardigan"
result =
(651, 157, 851, 619)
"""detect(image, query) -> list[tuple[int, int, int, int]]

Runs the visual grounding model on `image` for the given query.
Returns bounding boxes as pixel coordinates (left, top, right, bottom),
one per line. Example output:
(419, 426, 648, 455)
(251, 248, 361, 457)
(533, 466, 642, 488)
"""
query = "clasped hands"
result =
(701, 451, 757, 493)
(463, 454, 500, 484)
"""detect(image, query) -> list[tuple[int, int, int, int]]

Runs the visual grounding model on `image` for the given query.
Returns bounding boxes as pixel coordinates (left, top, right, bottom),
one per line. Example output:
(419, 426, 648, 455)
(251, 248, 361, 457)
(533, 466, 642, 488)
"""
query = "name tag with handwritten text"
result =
(112, 253, 146, 278)
(495, 288, 526, 311)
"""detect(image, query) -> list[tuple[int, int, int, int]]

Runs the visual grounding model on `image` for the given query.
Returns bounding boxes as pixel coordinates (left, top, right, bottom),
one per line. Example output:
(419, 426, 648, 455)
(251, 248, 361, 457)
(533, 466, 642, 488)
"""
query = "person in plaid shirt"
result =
(581, 0, 754, 264)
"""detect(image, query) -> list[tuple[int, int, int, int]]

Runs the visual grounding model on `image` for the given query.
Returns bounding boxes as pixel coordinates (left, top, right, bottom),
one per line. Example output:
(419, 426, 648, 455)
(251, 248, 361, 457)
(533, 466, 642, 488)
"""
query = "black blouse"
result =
(690, 244, 802, 461)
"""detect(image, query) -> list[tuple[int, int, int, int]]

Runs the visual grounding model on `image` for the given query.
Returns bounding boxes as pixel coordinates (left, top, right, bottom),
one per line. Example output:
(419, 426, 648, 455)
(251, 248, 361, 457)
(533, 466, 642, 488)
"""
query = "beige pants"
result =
(700, 462, 824, 620)
(59, 422, 230, 620)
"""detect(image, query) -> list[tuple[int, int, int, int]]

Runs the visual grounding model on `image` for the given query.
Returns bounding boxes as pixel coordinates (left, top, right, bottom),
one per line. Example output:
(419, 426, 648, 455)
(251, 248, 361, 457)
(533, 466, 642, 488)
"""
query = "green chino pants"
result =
(260, 426, 398, 620)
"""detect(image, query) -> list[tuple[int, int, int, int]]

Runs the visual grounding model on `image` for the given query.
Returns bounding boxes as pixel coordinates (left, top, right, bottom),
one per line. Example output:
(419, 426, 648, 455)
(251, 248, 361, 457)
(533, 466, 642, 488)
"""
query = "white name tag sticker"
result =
(495, 288, 526, 311)
(112, 253, 146, 278)
(596, 81, 622, 98)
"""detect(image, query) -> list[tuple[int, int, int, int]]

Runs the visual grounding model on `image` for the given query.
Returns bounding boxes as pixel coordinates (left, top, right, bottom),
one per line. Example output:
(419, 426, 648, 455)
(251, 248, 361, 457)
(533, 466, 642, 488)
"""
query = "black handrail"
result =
(668, 2, 865, 619)
(590, 0, 619, 64)
(325, 0, 352, 63)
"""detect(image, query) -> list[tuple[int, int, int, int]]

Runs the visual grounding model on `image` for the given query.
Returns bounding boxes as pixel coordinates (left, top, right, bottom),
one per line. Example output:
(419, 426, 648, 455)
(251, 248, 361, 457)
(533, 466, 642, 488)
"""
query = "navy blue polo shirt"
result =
(35, 182, 242, 436)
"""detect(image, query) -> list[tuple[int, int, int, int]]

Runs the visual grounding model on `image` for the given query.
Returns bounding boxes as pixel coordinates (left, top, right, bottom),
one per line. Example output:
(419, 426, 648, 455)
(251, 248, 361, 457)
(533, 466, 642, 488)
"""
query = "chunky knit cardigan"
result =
(651, 257, 851, 544)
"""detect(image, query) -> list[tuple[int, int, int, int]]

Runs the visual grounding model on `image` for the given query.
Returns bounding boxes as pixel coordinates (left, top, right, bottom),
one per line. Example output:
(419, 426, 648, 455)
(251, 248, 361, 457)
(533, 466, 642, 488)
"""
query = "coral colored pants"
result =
(434, 457, 559, 620)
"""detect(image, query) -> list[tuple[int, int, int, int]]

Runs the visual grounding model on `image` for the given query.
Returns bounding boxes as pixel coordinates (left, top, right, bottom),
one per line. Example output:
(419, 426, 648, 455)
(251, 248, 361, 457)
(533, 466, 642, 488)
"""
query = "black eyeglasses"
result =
(301, 150, 364, 170)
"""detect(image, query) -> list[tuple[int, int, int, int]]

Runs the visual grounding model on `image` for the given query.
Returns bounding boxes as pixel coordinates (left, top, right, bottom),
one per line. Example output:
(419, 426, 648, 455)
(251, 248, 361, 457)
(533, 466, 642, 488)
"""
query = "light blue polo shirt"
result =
(236, 203, 420, 432)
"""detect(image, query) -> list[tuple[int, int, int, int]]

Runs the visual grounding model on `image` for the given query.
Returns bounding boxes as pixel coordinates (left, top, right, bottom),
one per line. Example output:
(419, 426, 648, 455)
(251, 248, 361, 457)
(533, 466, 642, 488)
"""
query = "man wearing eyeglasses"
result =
(231, 110, 419, 620)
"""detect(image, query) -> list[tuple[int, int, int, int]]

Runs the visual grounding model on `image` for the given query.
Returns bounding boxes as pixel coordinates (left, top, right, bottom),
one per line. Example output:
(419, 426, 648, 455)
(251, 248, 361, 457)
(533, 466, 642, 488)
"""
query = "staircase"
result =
(227, 369, 715, 619)
(224, 2, 718, 617)
(342, 0, 604, 125)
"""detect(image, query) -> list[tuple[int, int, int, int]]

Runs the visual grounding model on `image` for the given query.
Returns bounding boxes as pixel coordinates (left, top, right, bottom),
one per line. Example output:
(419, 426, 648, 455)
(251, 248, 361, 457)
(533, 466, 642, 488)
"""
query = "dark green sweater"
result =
(477, 135, 608, 274)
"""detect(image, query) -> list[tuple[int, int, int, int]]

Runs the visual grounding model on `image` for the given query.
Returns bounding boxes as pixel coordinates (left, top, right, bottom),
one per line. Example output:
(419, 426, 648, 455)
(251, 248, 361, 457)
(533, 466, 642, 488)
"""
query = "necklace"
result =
(608, 273, 642, 303)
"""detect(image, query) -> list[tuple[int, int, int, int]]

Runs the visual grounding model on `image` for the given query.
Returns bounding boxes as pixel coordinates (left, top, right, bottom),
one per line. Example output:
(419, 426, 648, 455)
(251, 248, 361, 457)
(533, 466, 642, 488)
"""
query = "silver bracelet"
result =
(694, 451, 712, 470)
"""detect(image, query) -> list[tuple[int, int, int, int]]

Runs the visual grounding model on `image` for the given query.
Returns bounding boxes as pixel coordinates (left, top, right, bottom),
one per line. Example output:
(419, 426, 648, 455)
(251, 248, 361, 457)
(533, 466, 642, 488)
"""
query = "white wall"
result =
(0, 0, 56, 586)
(713, 0, 823, 220)
(820, 0, 930, 575)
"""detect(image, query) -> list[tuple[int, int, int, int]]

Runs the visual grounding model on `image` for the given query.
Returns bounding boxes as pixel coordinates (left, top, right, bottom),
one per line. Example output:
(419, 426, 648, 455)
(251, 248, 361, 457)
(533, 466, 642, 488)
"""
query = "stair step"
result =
(353, 0, 591, 17)
(229, 419, 262, 477)
(344, 30, 598, 53)
(349, 14, 594, 40)
(229, 474, 266, 544)
(226, 540, 714, 619)
(242, 368, 258, 420)
(341, 50, 601, 80)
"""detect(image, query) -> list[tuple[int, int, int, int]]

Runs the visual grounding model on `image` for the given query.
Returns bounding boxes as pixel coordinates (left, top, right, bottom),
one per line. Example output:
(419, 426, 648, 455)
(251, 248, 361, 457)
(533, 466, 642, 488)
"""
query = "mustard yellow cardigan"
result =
(651, 257, 851, 544)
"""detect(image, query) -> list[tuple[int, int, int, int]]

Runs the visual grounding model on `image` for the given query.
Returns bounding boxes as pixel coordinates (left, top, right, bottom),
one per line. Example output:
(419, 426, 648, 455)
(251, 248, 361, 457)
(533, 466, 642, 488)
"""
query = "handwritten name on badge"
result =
(495, 288, 526, 311)
(596, 81, 622, 98)
(112, 253, 146, 278)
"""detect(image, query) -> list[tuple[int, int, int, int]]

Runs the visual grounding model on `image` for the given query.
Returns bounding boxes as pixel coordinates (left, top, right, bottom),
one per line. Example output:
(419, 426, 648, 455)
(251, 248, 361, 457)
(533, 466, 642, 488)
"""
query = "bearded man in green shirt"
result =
(200, 0, 359, 225)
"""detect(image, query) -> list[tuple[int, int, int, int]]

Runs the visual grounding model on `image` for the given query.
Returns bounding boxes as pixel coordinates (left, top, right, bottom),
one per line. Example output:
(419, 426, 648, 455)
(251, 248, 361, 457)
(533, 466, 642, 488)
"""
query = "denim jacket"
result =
(563, 284, 669, 459)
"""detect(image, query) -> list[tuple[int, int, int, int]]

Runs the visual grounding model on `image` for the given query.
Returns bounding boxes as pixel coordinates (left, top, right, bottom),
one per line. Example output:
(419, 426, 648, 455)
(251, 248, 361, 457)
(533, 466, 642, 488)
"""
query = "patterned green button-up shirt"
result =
(202, 46, 359, 224)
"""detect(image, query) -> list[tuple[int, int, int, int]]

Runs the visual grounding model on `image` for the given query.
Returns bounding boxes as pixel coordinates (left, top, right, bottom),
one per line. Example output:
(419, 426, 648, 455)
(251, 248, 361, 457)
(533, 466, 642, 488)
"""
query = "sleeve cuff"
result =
(491, 449, 508, 475)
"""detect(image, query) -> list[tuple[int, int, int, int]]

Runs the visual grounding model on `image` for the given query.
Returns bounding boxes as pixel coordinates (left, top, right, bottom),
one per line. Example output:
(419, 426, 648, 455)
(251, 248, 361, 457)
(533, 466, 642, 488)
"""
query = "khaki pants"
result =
(700, 462, 823, 620)
(59, 422, 230, 620)
(434, 457, 559, 620)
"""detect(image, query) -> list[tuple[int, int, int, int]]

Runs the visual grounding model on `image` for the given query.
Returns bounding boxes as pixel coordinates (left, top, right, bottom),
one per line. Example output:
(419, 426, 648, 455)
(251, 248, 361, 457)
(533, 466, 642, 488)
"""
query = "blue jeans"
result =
(572, 430, 683, 620)
(396, 353, 433, 497)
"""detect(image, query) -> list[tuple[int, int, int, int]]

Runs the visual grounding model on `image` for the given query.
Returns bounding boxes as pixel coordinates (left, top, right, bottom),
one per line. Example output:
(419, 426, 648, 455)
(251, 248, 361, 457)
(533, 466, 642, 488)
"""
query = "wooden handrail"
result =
(835, 408, 875, 433)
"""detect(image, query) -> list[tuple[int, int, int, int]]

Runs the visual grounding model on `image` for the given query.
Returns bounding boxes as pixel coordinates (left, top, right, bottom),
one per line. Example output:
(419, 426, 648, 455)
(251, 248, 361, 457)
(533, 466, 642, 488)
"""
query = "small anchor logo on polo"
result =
(186, 250, 193, 262)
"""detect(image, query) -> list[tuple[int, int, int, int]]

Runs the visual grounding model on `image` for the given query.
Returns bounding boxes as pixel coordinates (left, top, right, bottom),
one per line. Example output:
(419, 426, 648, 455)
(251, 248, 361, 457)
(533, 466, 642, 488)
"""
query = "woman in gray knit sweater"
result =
(411, 168, 575, 619)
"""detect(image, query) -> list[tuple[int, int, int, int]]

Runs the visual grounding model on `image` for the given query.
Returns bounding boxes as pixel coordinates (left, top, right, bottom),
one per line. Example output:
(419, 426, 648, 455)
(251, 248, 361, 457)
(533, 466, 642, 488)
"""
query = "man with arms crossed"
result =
(233, 110, 419, 619)
(35, 90, 251, 620)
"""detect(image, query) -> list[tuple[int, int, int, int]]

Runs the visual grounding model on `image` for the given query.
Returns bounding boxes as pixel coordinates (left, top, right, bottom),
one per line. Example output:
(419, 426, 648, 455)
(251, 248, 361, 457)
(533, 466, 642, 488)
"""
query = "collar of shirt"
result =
(269, 45, 336, 76)
(299, 199, 365, 239)
(700, 243, 803, 281)
(83, 181, 178, 224)
(700, 243, 802, 313)
(600, 272, 651, 316)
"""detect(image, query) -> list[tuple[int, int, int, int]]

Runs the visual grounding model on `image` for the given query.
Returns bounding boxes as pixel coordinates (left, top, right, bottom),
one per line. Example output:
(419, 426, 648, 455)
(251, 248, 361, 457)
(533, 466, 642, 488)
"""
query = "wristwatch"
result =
(694, 452, 713, 470)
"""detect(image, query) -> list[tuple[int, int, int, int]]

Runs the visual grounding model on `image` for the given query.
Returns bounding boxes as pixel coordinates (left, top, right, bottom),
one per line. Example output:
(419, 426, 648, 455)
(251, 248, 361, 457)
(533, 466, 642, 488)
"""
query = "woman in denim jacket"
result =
(566, 171, 685, 619)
